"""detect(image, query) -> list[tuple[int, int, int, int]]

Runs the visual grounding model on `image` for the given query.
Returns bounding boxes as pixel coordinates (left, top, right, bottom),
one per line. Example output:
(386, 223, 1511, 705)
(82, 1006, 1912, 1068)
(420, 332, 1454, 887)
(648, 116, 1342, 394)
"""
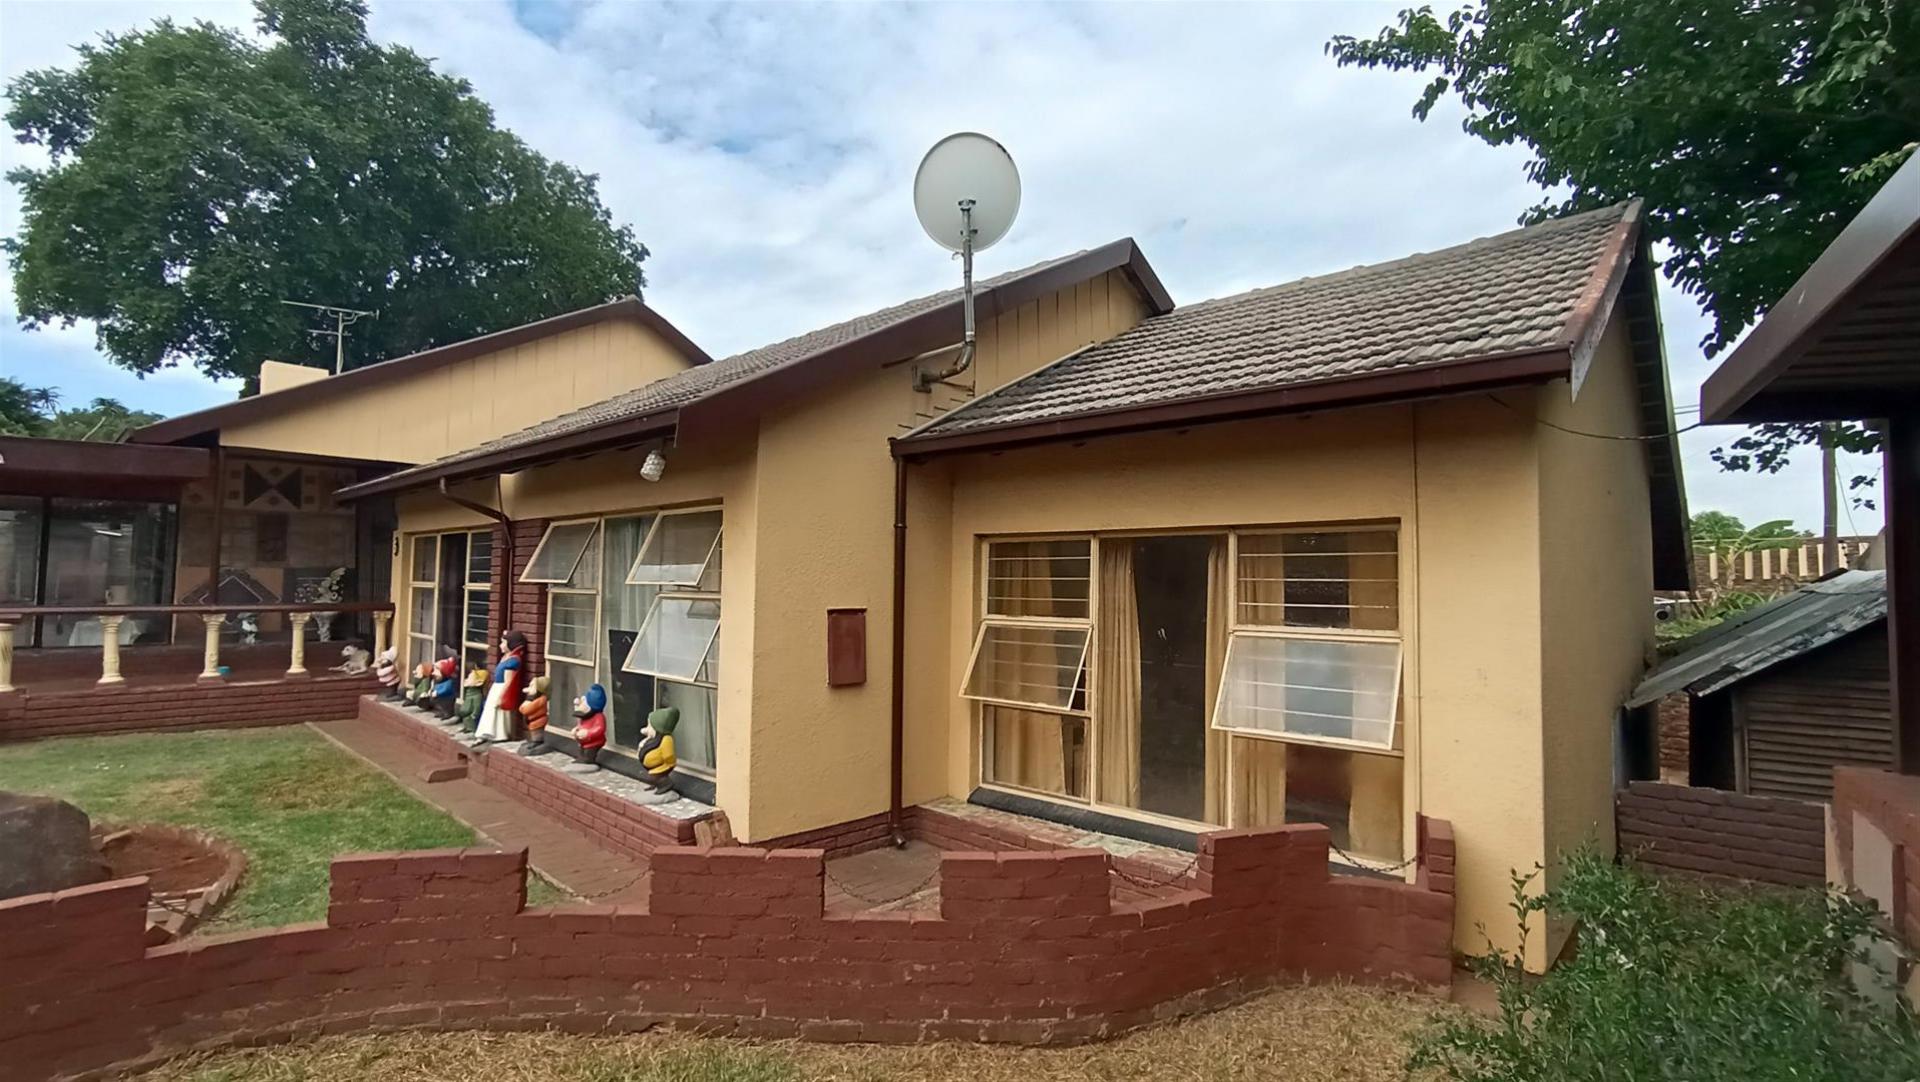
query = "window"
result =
(462, 530, 494, 667)
(963, 623, 1091, 713)
(407, 534, 438, 670)
(520, 521, 598, 583)
(544, 525, 602, 732)
(624, 597, 720, 683)
(626, 509, 722, 588)
(969, 538, 1093, 800)
(986, 538, 1090, 619)
(1214, 634, 1401, 748)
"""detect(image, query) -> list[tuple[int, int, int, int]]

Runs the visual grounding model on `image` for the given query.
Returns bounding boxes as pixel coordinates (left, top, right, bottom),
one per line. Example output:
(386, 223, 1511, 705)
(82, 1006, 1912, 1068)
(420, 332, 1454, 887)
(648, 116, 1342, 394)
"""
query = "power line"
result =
(1487, 394, 1704, 441)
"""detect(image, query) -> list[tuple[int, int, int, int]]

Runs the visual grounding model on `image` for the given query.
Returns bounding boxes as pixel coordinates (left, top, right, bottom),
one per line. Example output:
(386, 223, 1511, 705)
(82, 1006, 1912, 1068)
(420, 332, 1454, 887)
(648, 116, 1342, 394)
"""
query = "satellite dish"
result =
(913, 132, 1021, 253)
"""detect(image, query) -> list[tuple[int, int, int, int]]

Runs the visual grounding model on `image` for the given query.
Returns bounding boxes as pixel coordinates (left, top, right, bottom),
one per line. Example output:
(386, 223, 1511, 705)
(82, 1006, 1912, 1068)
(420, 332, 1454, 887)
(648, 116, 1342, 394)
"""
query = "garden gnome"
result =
(565, 684, 608, 773)
(636, 705, 679, 791)
(516, 675, 552, 756)
(375, 647, 401, 699)
(430, 650, 460, 719)
(455, 665, 489, 731)
(471, 630, 528, 744)
(404, 662, 434, 709)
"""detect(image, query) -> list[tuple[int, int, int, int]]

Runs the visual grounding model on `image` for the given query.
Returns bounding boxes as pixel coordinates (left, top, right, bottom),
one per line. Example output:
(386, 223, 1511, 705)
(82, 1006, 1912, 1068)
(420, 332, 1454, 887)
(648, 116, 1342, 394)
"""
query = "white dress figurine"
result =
(471, 630, 527, 744)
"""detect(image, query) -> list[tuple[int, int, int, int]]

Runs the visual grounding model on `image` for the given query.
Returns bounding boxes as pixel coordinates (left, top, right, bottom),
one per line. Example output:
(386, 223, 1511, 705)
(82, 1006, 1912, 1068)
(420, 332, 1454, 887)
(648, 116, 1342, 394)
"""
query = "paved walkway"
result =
(822, 841, 942, 915)
(310, 716, 651, 905)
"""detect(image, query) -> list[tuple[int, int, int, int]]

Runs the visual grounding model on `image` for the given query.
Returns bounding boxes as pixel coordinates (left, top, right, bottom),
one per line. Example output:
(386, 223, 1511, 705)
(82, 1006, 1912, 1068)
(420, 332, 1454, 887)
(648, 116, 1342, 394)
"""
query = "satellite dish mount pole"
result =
(915, 199, 979, 392)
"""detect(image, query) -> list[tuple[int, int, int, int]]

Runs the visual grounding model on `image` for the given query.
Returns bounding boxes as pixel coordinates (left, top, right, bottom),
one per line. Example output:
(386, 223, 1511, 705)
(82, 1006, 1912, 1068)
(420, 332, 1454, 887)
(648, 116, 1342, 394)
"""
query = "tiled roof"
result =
(905, 203, 1635, 439)
(358, 250, 1097, 492)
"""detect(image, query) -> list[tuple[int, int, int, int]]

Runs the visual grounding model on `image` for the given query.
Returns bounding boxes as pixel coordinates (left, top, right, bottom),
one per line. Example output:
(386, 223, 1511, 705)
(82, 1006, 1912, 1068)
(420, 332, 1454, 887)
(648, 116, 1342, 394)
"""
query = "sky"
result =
(0, 0, 1885, 535)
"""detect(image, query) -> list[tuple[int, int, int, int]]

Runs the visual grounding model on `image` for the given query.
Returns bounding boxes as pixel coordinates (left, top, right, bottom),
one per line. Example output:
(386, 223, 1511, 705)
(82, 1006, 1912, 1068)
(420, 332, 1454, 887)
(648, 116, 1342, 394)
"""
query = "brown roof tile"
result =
(903, 203, 1636, 441)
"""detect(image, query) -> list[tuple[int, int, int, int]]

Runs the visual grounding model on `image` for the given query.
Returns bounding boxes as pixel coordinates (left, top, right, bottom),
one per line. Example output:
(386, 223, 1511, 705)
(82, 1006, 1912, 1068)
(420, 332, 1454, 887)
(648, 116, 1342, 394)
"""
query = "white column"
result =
(200, 615, 225, 681)
(287, 612, 310, 677)
(97, 615, 126, 686)
(0, 622, 14, 694)
(373, 611, 392, 659)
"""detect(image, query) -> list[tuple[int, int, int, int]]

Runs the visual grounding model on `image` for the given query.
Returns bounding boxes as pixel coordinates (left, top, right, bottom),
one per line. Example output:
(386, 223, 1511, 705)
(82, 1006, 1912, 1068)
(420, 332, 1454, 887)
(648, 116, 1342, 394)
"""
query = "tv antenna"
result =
(281, 300, 376, 374)
(911, 132, 1021, 391)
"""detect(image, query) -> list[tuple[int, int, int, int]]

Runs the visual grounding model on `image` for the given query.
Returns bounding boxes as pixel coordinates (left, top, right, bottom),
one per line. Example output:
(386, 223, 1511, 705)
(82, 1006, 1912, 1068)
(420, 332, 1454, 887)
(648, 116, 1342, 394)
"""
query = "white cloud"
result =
(0, 0, 1880, 532)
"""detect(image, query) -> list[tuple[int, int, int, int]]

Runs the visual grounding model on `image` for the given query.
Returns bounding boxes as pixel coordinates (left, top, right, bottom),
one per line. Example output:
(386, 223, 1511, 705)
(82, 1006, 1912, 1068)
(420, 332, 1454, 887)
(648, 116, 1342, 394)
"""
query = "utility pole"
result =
(280, 300, 376, 374)
(1822, 422, 1841, 573)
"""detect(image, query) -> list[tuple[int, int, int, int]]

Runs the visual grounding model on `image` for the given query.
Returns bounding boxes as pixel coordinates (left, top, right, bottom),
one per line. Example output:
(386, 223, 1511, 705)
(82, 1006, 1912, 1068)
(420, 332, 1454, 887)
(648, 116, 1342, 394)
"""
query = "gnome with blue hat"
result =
(563, 683, 608, 774)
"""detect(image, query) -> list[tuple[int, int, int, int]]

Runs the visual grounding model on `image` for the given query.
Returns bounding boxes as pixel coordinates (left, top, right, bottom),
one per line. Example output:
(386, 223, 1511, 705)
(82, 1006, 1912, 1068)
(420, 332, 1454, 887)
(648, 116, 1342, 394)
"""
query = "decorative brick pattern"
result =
(1832, 767, 1920, 951)
(0, 822, 1454, 1080)
(1615, 781, 1825, 887)
(357, 695, 699, 859)
(0, 674, 378, 743)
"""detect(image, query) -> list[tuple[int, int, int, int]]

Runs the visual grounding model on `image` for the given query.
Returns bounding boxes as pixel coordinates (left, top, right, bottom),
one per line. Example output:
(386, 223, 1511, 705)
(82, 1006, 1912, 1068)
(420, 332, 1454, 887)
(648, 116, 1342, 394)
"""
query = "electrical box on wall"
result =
(826, 608, 867, 687)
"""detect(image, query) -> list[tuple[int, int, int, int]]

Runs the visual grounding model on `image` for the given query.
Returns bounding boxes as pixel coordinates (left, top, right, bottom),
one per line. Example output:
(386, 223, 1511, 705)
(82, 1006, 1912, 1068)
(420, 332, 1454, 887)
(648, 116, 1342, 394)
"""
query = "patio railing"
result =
(0, 602, 394, 692)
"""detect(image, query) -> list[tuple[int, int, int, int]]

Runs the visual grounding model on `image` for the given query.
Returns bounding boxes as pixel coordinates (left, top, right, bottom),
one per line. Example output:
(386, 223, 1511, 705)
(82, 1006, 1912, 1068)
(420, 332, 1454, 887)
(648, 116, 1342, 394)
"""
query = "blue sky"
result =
(0, 0, 1884, 534)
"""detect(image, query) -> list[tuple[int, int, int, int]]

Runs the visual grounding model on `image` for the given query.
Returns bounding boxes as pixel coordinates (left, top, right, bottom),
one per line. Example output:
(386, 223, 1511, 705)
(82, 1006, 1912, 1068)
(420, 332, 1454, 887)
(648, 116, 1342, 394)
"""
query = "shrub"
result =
(1412, 851, 1920, 1082)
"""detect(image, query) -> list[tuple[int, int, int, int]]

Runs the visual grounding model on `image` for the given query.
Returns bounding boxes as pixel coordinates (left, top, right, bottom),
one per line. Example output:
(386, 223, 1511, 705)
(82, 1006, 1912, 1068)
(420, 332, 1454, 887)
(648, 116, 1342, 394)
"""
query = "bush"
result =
(1412, 851, 1920, 1082)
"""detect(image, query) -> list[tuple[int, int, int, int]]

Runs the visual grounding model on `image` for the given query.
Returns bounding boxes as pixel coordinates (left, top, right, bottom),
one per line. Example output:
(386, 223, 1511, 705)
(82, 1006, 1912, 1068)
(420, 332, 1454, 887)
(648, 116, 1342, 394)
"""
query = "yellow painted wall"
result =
(223, 318, 695, 464)
(258, 360, 329, 394)
(1535, 308, 1658, 955)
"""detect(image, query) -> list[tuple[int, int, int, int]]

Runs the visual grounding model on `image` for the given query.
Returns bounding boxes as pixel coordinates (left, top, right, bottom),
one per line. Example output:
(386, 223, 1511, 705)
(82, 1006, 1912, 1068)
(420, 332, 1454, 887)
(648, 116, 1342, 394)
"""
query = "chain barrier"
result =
(822, 862, 942, 907)
(1109, 855, 1201, 890)
(1327, 841, 1419, 874)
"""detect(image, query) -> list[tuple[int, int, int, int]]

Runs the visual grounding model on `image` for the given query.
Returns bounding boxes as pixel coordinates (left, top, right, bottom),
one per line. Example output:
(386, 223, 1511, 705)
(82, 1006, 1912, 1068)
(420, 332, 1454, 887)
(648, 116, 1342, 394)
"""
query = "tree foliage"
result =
(5, 0, 649, 386)
(1329, 0, 1918, 486)
(0, 377, 160, 441)
(1413, 850, 1920, 1082)
(1688, 510, 1803, 591)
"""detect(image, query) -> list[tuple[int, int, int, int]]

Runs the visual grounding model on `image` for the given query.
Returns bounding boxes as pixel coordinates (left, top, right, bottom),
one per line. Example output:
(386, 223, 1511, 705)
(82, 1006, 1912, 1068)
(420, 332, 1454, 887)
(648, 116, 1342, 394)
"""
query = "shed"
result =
(1628, 571, 1890, 801)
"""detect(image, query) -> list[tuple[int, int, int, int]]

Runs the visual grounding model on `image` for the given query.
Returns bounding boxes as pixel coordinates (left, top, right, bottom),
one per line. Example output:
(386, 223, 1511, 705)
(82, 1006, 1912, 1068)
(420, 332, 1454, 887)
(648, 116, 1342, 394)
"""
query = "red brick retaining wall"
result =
(1832, 766, 1920, 950)
(0, 674, 378, 743)
(1615, 781, 1824, 887)
(358, 696, 700, 857)
(0, 821, 1454, 1081)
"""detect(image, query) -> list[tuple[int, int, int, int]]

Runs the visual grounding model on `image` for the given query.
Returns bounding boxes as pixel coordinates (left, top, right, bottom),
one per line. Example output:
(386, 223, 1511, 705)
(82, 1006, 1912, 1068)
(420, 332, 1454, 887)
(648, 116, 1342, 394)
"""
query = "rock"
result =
(0, 791, 110, 901)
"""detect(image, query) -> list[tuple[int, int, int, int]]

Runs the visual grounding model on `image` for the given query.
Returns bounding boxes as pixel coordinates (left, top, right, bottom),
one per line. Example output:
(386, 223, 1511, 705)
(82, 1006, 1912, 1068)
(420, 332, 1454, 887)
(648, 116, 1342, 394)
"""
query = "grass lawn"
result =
(142, 983, 1448, 1082)
(0, 725, 565, 929)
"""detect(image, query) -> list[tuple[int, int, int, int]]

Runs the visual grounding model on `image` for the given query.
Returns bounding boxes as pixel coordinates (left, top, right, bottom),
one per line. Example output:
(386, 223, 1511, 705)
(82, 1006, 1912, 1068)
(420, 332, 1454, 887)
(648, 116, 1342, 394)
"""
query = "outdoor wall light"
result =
(640, 448, 667, 482)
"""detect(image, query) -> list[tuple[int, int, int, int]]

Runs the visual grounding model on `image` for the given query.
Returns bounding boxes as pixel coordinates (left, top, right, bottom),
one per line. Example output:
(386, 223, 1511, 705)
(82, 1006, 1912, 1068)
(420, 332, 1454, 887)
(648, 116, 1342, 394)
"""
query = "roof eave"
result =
(335, 409, 680, 502)
(892, 346, 1574, 459)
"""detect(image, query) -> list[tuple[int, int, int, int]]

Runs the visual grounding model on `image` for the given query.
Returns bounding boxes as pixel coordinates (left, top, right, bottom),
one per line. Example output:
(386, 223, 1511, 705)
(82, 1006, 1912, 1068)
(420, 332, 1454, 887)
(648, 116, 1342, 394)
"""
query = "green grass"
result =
(0, 726, 566, 929)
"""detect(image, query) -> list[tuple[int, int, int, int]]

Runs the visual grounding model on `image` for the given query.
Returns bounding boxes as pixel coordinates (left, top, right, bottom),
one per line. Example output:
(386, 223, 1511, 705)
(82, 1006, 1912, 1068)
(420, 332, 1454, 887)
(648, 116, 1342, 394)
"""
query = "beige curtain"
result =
(1203, 537, 1231, 824)
(986, 545, 1073, 796)
(1095, 542, 1142, 806)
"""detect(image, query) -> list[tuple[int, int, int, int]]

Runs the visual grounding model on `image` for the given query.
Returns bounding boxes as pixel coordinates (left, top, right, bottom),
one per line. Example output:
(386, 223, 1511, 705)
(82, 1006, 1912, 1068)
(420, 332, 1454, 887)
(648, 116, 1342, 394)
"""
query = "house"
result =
(1699, 150, 1920, 997)
(335, 204, 1690, 967)
(1628, 570, 1890, 801)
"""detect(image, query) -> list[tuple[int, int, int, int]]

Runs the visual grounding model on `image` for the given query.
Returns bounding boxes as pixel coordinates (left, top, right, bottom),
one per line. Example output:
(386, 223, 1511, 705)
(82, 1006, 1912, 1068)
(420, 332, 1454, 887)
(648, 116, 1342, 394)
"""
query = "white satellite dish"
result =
(913, 132, 1021, 253)
(910, 133, 1021, 391)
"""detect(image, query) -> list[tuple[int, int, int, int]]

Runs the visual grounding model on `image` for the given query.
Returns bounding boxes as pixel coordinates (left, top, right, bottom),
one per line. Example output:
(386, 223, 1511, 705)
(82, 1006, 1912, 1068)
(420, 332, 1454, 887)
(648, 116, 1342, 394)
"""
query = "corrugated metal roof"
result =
(1626, 570, 1888, 707)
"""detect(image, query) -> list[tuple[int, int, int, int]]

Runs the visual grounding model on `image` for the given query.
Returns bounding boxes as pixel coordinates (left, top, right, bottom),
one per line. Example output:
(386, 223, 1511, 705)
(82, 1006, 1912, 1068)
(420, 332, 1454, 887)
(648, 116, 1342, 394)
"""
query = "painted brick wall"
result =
(0, 674, 378, 743)
(0, 824, 1455, 1080)
(1615, 781, 1825, 887)
(1832, 766, 1920, 952)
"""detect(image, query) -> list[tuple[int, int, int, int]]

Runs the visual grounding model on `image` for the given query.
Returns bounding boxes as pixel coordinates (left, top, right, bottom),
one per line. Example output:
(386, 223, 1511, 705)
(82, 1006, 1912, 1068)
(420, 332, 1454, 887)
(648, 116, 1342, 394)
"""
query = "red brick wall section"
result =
(1615, 781, 1825, 887)
(0, 674, 379, 743)
(1657, 692, 1691, 774)
(508, 519, 549, 672)
(1832, 766, 1920, 951)
(0, 821, 1454, 1081)
(357, 696, 698, 858)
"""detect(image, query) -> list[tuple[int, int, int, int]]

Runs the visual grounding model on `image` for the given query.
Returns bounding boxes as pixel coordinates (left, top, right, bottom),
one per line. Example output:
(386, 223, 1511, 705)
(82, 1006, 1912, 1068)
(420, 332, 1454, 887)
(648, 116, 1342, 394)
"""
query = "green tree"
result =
(1328, 0, 1918, 494)
(5, 0, 648, 387)
(41, 398, 162, 442)
(1689, 510, 1803, 592)
(0, 377, 59, 437)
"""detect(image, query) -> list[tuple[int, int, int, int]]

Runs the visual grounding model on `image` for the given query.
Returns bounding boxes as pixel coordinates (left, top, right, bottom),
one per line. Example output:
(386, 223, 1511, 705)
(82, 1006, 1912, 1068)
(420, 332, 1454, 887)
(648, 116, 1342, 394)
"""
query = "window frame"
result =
(959, 617, 1094, 716)
(624, 507, 723, 588)
(461, 529, 494, 663)
(406, 533, 439, 671)
(1209, 627, 1405, 754)
(518, 519, 601, 585)
(621, 593, 721, 687)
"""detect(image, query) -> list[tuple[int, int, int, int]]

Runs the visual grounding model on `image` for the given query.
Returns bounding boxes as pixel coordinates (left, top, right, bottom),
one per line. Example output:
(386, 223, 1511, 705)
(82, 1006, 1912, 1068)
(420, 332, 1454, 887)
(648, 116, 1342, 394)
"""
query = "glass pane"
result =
(627, 510, 722, 586)
(463, 589, 490, 646)
(1215, 635, 1400, 747)
(599, 515, 661, 744)
(408, 633, 434, 671)
(986, 539, 1091, 619)
(963, 622, 1090, 712)
(984, 705, 1088, 799)
(660, 680, 716, 772)
(1232, 736, 1402, 862)
(409, 586, 435, 637)
(0, 497, 42, 604)
(547, 658, 594, 735)
(566, 526, 601, 590)
(1237, 530, 1398, 630)
(623, 597, 721, 681)
(467, 531, 494, 584)
(411, 535, 438, 584)
(547, 590, 597, 661)
(521, 522, 597, 583)
(42, 499, 175, 646)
